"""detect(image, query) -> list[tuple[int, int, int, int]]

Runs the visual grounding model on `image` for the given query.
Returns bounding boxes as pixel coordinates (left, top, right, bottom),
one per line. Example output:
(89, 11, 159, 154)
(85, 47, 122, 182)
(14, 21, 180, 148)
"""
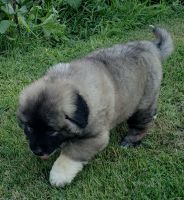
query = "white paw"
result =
(49, 154, 83, 187)
(153, 114, 157, 120)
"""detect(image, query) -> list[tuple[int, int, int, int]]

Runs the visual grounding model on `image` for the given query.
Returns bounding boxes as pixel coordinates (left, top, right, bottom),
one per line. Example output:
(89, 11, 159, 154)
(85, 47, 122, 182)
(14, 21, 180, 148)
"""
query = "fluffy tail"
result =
(149, 25, 174, 62)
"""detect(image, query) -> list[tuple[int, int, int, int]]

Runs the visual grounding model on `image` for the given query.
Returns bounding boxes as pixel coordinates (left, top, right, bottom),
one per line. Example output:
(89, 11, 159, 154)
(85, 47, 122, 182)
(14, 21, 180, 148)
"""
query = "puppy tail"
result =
(149, 25, 174, 62)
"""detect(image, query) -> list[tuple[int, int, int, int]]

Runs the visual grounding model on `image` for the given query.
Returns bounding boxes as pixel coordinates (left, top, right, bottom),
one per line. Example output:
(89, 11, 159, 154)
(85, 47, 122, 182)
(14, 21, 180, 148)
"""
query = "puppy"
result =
(17, 26, 173, 187)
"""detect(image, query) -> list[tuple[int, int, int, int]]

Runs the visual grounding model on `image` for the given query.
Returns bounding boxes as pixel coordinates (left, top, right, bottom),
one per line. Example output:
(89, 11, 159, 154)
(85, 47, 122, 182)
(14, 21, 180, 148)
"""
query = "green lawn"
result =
(0, 17, 184, 200)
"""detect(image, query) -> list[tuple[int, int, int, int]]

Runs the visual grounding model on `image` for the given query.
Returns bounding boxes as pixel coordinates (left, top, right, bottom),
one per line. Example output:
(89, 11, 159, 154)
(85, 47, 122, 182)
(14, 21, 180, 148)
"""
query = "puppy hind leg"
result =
(121, 107, 157, 147)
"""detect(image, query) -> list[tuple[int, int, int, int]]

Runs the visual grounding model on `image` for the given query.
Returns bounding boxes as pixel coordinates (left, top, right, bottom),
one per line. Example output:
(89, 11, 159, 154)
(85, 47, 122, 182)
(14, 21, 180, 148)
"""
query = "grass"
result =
(0, 9, 184, 200)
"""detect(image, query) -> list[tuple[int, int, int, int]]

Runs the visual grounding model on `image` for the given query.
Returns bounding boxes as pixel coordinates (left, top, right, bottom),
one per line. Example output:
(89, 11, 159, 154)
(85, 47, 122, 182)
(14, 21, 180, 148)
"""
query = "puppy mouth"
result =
(39, 150, 57, 160)
(40, 154, 49, 160)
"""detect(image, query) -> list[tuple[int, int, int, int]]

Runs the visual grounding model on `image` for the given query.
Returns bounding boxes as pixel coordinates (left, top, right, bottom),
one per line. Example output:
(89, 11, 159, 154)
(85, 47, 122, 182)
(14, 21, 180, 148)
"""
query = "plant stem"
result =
(13, 0, 20, 34)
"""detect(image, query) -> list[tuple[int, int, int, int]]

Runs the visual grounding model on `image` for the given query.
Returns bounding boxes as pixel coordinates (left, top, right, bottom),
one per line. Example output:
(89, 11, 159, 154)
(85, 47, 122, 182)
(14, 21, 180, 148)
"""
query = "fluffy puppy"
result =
(17, 26, 173, 187)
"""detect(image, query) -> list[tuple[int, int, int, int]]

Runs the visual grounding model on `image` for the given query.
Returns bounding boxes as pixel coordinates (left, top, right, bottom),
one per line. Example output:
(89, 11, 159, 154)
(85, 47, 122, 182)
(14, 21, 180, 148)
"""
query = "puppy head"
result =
(17, 79, 89, 159)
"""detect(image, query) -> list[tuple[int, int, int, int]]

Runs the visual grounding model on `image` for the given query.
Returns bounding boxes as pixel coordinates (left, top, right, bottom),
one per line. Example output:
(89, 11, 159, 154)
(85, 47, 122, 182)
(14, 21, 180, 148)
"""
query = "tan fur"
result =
(17, 27, 173, 186)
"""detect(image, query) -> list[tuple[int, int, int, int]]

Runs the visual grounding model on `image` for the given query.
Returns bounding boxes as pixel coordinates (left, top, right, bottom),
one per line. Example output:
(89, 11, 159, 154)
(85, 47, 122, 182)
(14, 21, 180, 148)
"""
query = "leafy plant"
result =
(0, 0, 183, 41)
(0, 0, 67, 40)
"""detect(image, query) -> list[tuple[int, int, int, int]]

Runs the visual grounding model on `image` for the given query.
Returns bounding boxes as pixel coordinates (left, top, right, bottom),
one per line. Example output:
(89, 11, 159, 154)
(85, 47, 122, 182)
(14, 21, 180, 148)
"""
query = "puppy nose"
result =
(32, 147, 43, 156)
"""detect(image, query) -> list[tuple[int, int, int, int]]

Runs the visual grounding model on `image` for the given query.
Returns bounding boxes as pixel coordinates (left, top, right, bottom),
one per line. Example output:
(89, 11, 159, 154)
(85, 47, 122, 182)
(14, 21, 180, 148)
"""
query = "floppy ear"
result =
(66, 93, 89, 129)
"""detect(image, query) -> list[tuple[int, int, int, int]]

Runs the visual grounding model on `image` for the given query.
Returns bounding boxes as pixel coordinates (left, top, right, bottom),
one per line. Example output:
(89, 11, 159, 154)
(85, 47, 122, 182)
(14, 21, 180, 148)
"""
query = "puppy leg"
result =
(50, 131, 109, 187)
(49, 154, 84, 187)
(121, 107, 157, 147)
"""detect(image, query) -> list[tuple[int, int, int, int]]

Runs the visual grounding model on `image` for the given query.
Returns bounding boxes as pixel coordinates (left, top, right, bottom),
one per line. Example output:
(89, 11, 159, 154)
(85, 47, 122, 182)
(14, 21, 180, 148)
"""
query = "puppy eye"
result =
(50, 131, 59, 137)
(24, 125, 32, 135)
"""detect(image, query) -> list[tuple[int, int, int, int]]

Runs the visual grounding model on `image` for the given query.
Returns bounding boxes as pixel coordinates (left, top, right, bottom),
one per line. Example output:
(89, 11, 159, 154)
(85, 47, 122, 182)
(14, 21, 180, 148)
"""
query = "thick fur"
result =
(17, 27, 173, 186)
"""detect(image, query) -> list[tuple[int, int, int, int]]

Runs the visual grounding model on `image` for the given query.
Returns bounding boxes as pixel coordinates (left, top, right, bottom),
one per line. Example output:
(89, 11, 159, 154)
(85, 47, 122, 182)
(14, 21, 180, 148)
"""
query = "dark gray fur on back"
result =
(58, 27, 173, 159)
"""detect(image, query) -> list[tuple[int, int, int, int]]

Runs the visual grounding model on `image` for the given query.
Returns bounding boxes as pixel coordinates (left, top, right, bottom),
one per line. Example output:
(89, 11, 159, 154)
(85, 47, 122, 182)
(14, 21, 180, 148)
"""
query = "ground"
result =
(0, 17, 183, 200)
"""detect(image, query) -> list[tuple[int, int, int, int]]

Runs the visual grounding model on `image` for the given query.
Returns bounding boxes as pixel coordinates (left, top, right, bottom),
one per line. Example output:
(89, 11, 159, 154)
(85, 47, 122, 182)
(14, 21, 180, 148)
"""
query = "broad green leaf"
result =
(1, 3, 15, 15)
(64, 0, 82, 9)
(1, 0, 10, 3)
(18, 5, 28, 14)
(18, 14, 30, 32)
(18, 14, 38, 38)
(33, 14, 55, 28)
(29, 14, 35, 21)
(0, 20, 11, 34)
(30, 5, 42, 12)
(40, 14, 54, 26)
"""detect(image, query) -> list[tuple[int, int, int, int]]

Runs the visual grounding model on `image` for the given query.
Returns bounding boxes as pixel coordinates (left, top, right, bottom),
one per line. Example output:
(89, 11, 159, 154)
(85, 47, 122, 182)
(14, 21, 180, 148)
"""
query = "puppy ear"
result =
(66, 93, 89, 129)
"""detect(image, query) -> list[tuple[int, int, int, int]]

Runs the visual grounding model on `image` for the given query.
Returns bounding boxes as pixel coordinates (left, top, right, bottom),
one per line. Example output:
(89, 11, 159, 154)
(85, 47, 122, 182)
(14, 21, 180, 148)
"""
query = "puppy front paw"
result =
(49, 166, 68, 187)
(49, 154, 83, 187)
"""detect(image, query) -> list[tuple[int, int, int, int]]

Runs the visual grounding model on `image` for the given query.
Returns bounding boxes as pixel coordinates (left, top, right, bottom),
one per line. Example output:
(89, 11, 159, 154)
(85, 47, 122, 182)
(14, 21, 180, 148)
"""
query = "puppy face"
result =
(17, 80, 89, 159)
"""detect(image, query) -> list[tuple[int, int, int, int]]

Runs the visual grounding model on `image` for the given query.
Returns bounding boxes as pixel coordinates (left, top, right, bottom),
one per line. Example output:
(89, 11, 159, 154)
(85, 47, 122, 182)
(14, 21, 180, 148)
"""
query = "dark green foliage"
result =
(0, 0, 183, 41)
